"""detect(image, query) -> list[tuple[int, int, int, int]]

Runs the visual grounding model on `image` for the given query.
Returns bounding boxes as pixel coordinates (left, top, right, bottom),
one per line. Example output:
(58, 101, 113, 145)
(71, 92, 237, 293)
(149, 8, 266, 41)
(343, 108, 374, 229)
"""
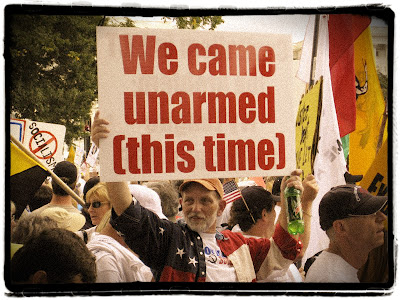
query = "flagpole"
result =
(309, 15, 320, 86)
(239, 187, 256, 224)
(10, 134, 85, 206)
(376, 99, 388, 154)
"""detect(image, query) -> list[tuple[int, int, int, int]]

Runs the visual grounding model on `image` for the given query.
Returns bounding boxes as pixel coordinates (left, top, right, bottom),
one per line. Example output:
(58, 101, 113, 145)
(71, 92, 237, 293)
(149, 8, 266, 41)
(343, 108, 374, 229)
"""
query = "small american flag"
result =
(223, 180, 242, 204)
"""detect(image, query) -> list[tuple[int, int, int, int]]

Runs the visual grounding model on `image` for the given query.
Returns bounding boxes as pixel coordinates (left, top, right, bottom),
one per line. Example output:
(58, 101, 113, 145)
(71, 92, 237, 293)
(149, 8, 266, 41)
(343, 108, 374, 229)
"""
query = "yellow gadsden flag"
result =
(349, 26, 387, 176)
(359, 138, 388, 197)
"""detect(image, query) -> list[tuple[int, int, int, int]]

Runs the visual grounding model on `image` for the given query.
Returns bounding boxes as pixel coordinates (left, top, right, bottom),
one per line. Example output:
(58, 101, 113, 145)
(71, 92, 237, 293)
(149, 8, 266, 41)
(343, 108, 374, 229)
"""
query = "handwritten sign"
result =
(295, 79, 322, 179)
(96, 27, 297, 181)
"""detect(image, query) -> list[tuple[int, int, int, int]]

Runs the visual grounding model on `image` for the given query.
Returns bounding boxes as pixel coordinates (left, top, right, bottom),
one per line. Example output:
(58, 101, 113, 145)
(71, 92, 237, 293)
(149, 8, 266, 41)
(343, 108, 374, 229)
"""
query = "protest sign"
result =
(85, 142, 99, 167)
(74, 146, 86, 167)
(10, 118, 27, 143)
(10, 118, 66, 171)
(96, 27, 296, 181)
(295, 78, 322, 179)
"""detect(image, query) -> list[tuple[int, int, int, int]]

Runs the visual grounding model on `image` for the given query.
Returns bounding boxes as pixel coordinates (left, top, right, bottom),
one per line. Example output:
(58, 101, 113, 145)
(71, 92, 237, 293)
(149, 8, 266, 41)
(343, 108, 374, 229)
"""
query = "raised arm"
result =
(91, 111, 131, 215)
(298, 174, 319, 259)
(277, 169, 304, 233)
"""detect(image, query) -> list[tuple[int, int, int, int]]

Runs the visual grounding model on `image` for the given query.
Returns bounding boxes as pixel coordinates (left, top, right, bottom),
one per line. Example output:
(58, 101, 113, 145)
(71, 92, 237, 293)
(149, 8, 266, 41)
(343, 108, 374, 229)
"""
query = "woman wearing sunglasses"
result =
(78, 182, 154, 282)
(76, 182, 111, 244)
(85, 183, 111, 227)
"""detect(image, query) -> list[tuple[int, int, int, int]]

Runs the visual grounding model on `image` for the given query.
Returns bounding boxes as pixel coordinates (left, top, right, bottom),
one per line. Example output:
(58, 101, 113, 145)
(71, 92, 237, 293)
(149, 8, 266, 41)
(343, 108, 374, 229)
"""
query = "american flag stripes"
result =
(223, 180, 242, 204)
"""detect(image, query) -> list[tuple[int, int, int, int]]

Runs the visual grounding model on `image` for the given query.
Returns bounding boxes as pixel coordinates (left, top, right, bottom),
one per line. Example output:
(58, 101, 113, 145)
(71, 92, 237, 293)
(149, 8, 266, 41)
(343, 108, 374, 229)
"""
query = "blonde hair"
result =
(85, 182, 110, 204)
(96, 210, 111, 233)
(86, 182, 112, 231)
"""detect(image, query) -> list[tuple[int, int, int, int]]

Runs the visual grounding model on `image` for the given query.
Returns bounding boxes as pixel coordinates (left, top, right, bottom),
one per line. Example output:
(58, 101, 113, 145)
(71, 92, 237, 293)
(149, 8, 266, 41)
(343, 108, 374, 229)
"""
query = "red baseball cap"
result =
(179, 179, 224, 200)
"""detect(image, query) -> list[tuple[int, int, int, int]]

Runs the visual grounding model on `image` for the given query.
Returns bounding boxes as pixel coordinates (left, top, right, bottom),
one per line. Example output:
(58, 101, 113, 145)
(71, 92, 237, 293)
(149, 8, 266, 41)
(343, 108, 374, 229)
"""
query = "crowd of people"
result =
(8, 110, 389, 286)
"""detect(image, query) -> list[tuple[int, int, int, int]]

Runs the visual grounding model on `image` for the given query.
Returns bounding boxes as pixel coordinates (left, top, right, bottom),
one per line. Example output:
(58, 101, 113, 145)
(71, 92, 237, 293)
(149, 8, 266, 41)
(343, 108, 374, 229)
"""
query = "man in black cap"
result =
(305, 184, 387, 282)
(29, 161, 82, 216)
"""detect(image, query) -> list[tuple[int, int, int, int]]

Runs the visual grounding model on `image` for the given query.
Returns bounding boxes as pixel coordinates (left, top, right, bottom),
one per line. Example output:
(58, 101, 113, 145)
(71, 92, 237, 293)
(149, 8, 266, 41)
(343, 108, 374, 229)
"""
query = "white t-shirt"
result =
(239, 232, 303, 282)
(305, 250, 359, 283)
(260, 264, 303, 282)
(87, 233, 153, 283)
(199, 232, 238, 282)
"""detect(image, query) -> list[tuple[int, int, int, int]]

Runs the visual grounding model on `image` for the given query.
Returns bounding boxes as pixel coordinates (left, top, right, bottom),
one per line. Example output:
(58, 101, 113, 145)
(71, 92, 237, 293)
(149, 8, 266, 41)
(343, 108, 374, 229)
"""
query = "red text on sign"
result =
(124, 88, 275, 125)
(113, 134, 195, 175)
(203, 132, 285, 171)
(120, 35, 178, 75)
(119, 35, 275, 77)
(187, 43, 275, 77)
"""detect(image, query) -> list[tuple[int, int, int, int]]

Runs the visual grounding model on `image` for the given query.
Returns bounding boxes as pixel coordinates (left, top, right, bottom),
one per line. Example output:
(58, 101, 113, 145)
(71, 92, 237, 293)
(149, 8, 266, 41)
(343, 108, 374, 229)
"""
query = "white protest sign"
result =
(85, 143, 99, 167)
(74, 146, 86, 167)
(10, 118, 27, 143)
(11, 118, 66, 171)
(96, 27, 296, 182)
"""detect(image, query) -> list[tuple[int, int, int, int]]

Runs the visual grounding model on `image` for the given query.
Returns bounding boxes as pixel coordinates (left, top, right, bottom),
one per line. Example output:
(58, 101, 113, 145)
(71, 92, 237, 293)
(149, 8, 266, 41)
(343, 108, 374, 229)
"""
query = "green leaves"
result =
(163, 16, 224, 30)
(8, 15, 103, 145)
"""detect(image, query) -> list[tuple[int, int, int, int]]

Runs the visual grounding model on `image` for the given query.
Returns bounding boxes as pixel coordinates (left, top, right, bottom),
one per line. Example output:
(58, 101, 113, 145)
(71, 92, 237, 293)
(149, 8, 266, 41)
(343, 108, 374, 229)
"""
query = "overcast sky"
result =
(130, 14, 388, 43)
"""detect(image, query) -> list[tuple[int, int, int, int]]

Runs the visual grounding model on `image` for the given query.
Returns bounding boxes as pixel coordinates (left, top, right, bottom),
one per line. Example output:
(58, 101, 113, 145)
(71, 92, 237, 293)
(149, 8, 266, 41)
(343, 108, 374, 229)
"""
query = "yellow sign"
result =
(359, 138, 387, 196)
(295, 78, 323, 180)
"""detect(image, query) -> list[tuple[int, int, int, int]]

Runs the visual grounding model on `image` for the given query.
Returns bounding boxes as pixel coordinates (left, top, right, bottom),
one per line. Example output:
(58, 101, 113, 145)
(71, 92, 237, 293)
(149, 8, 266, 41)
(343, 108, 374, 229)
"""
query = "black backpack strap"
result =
(81, 230, 88, 244)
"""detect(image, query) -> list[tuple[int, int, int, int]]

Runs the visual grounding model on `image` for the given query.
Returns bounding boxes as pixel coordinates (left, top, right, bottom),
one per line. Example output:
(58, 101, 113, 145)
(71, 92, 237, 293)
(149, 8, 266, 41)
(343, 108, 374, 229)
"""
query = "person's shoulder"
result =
(64, 205, 82, 213)
(305, 251, 349, 283)
(29, 204, 51, 215)
(220, 229, 247, 242)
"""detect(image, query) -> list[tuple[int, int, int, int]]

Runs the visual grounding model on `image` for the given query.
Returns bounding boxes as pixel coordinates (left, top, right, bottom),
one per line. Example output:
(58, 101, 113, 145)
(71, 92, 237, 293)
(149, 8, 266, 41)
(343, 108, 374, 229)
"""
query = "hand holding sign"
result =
(90, 111, 134, 215)
(92, 111, 110, 147)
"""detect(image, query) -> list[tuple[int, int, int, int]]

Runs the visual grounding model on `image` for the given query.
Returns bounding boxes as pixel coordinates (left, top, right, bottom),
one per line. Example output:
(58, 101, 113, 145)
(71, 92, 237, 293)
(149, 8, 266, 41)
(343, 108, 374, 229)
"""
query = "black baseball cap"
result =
(319, 184, 387, 231)
(241, 186, 280, 212)
(53, 161, 77, 186)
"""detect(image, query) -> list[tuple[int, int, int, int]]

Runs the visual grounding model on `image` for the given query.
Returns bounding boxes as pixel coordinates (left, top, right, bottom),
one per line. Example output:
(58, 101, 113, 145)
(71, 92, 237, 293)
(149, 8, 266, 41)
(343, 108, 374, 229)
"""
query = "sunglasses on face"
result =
(85, 201, 108, 209)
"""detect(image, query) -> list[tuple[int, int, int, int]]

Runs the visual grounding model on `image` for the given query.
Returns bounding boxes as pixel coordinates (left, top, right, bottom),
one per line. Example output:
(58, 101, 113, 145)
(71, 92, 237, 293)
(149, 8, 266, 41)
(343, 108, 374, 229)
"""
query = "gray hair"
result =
(11, 214, 59, 244)
(144, 181, 180, 221)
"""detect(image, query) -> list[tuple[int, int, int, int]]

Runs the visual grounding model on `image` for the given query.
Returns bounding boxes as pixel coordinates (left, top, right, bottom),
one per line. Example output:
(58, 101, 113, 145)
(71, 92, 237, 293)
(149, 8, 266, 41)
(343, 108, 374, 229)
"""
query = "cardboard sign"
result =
(295, 79, 322, 179)
(96, 27, 296, 181)
(10, 118, 66, 171)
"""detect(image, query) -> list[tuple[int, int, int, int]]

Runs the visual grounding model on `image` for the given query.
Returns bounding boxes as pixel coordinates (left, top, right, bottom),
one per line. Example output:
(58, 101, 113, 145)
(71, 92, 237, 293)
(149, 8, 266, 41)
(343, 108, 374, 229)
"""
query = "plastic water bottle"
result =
(284, 186, 304, 235)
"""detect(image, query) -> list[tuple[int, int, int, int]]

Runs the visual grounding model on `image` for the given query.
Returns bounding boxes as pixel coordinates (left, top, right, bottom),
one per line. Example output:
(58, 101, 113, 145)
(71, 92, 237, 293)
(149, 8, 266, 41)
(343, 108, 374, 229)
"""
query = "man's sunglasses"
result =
(85, 201, 109, 209)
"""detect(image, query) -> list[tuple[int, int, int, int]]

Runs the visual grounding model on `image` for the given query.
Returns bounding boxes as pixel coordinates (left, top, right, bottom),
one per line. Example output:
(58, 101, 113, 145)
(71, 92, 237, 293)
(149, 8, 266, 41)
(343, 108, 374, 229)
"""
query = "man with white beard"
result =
(92, 111, 306, 282)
